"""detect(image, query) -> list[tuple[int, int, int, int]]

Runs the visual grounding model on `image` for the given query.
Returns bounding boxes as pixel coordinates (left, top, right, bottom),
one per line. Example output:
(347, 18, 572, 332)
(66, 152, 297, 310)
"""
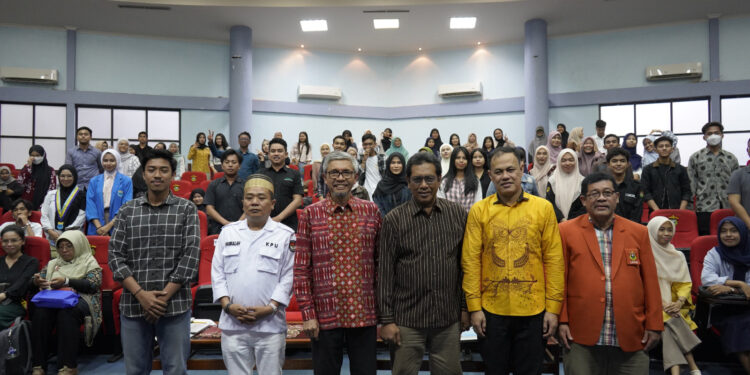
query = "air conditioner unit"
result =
(646, 62, 702, 81)
(438, 82, 483, 97)
(0, 67, 59, 84)
(297, 85, 342, 100)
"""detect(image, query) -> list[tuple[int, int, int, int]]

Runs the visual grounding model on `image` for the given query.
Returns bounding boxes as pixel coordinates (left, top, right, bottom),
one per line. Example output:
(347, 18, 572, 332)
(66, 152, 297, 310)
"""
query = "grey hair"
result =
(322, 150, 359, 174)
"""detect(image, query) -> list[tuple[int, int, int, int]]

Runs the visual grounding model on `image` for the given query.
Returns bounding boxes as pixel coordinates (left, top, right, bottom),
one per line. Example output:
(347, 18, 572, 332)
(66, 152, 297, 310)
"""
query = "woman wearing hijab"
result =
(527, 126, 547, 163)
(169, 143, 187, 180)
(18, 145, 57, 210)
(701, 217, 750, 371)
(116, 138, 141, 178)
(642, 137, 658, 167)
(372, 153, 411, 216)
(31, 231, 102, 375)
(546, 148, 585, 222)
(470, 149, 491, 197)
(40, 165, 86, 256)
(492, 128, 515, 148)
(578, 136, 606, 177)
(546, 131, 564, 165)
(463, 133, 479, 153)
(187, 132, 215, 178)
(438, 147, 482, 212)
(556, 123, 570, 148)
(426, 128, 443, 156)
(530, 146, 554, 197)
(648, 217, 702, 375)
(190, 188, 206, 213)
(0, 165, 23, 212)
(439, 144, 454, 176)
(0, 225, 39, 330)
(85, 149, 132, 236)
(568, 127, 584, 150)
(385, 137, 409, 161)
(622, 133, 643, 175)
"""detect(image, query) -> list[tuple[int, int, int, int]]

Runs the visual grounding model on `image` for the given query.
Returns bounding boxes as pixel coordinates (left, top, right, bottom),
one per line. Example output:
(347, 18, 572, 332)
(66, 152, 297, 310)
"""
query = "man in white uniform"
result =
(211, 174, 296, 375)
(359, 133, 385, 199)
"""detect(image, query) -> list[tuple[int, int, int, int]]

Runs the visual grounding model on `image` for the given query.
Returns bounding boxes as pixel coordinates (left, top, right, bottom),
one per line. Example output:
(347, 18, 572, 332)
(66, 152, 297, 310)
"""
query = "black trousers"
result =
(311, 325, 377, 375)
(32, 299, 88, 370)
(480, 310, 544, 375)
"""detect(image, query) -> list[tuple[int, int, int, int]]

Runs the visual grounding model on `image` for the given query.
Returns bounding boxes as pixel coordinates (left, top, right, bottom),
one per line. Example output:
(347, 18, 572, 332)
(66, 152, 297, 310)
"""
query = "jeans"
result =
(311, 326, 377, 375)
(221, 330, 286, 375)
(480, 310, 544, 375)
(120, 310, 191, 375)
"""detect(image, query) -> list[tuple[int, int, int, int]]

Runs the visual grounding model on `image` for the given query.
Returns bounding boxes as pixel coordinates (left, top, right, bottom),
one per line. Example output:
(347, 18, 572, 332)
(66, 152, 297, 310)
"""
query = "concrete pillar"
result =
(524, 19, 549, 149)
(229, 26, 253, 143)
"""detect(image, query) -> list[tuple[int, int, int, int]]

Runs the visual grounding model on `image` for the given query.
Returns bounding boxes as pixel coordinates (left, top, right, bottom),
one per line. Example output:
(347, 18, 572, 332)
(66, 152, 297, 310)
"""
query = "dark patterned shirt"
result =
(109, 194, 200, 318)
(688, 148, 739, 212)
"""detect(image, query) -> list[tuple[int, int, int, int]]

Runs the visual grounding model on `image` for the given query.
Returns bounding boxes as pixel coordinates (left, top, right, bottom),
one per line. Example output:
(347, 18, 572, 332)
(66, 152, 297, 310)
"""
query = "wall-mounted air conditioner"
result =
(297, 85, 342, 100)
(0, 67, 59, 84)
(438, 82, 483, 97)
(646, 62, 702, 81)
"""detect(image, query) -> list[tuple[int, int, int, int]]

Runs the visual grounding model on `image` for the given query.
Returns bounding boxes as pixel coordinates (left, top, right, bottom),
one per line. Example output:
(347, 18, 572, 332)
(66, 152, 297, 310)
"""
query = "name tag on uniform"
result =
(225, 241, 240, 246)
(626, 249, 640, 265)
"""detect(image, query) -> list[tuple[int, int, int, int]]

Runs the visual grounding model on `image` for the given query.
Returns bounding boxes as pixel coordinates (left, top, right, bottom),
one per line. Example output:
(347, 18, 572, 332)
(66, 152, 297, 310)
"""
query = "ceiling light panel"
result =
(373, 19, 399, 29)
(450, 17, 477, 29)
(300, 19, 328, 32)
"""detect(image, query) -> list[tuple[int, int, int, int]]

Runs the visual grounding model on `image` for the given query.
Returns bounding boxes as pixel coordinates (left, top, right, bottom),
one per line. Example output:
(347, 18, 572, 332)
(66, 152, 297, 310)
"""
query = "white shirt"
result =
(0, 221, 43, 237)
(211, 218, 295, 333)
(593, 134, 606, 151)
(363, 156, 381, 200)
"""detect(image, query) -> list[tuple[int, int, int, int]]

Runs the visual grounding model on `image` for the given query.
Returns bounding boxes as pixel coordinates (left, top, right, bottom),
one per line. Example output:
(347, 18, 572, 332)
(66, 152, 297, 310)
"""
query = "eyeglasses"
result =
(586, 190, 616, 199)
(410, 176, 437, 185)
(326, 170, 355, 179)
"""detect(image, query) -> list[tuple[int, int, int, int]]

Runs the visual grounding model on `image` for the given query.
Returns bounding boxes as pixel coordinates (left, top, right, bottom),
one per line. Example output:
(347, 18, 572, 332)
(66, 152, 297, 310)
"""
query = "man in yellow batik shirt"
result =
(462, 146, 564, 375)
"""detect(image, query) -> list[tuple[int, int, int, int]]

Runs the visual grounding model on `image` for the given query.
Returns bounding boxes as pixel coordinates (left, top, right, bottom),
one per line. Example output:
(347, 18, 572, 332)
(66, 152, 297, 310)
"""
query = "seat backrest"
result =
(650, 209, 698, 249)
(170, 180, 193, 199)
(0, 211, 42, 225)
(303, 164, 312, 181)
(197, 210, 208, 239)
(24, 236, 51, 270)
(710, 209, 735, 235)
(87, 235, 120, 291)
(288, 164, 299, 171)
(689, 235, 718, 298)
(212, 172, 224, 181)
(198, 180, 211, 192)
(641, 202, 649, 224)
(305, 179, 314, 197)
(181, 171, 207, 184)
(0, 163, 16, 173)
(199, 235, 219, 285)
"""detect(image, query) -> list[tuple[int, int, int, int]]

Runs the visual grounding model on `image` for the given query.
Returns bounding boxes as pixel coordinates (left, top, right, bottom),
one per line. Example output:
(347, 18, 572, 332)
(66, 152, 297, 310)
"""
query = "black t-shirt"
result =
(259, 165, 304, 231)
(204, 176, 245, 234)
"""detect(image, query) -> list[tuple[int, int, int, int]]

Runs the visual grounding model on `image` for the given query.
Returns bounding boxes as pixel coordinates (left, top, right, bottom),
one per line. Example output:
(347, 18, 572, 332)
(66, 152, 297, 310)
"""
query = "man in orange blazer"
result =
(558, 172, 663, 374)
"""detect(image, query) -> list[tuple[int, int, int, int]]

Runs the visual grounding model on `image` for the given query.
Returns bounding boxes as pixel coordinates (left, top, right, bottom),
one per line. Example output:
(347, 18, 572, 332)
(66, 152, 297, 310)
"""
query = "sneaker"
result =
(32, 366, 45, 375)
(58, 366, 77, 375)
(689, 370, 701, 375)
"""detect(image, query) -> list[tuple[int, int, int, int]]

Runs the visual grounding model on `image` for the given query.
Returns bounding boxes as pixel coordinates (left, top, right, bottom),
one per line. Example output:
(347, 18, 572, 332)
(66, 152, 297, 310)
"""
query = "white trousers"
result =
(221, 330, 286, 375)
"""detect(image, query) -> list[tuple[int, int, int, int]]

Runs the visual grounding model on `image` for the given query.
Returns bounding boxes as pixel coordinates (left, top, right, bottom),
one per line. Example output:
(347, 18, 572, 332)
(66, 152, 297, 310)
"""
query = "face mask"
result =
(706, 134, 722, 146)
(32, 156, 44, 165)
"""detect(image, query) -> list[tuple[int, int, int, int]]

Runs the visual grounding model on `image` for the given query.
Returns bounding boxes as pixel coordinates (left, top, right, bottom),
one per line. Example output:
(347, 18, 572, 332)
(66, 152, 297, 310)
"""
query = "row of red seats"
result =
(647, 208, 734, 249)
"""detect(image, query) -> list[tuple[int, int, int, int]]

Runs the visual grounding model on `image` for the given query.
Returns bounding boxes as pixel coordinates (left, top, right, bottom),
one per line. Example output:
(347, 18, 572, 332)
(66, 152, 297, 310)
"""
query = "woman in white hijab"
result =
(647, 216, 702, 375)
(530, 146, 554, 197)
(31, 231, 102, 375)
(116, 138, 140, 177)
(439, 144, 453, 177)
(85, 149, 133, 235)
(546, 148, 585, 222)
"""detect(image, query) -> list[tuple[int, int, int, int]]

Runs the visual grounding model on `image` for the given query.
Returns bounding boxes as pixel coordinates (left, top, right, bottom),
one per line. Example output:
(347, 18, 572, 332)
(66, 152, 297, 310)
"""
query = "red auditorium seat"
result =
(24, 236, 51, 270)
(649, 209, 698, 249)
(198, 180, 211, 192)
(198, 211, 208, 239)
(170, 180, 193, 199)
(709, 209, 734, 235)
(0, 163, 16, 174)
(212, 172, 224, 181)
(182, 171, 208, 185)
(0, 210, 42, 225)
(198, 235, 219, 285)
(286, 294, 302, 322)
(303, 164, 312, 181)
(640, 202, 649, 224)
(689, 235, 718, 300)
(305, 180, 314, 197)
(288, 164, 299, 171)
(87, 235, 121, 292)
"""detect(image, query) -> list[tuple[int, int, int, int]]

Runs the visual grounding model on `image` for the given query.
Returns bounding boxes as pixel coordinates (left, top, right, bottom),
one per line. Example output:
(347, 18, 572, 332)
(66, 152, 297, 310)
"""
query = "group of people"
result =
(0, 119, 749, 375)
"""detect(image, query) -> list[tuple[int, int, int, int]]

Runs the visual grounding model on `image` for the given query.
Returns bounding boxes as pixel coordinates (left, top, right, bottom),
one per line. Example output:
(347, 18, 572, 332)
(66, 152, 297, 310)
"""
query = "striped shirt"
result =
(108, 194, 200, 318)
(378, 198, 468, 329)
(593, 220, 618, 347)
(293, 197, 381, 330)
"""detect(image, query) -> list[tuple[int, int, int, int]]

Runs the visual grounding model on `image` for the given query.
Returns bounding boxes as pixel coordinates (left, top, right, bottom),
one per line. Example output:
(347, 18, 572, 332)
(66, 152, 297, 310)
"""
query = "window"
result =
(721, 97, 750, 165)
(0, 103, 67, 168)
(76, 106, 180, 152)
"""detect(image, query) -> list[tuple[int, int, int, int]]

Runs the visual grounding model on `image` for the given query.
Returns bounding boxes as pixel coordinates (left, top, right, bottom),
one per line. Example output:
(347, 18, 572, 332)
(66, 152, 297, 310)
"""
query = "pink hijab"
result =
(546, 131, 563, 164)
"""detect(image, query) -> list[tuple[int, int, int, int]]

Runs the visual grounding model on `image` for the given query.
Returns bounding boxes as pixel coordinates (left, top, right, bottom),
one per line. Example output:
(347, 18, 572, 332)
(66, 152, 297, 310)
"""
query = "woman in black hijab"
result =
(18, 145, 56, 210)
(425, 128, 444, 156)
(372, 153, 411, 216)
(40, 164, 86, 253)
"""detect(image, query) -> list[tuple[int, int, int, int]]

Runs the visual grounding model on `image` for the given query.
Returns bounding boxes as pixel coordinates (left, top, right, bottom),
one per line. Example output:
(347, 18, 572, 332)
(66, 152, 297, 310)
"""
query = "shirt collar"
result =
(588, 215, 615, 231)
(653, 158, 675, 168)
(238, 217, 275, 232)
(137, 193, 180, 207)
(407, 197, 444, 217)
(492, 191, 529, 206)
(325, 197, 355, 214)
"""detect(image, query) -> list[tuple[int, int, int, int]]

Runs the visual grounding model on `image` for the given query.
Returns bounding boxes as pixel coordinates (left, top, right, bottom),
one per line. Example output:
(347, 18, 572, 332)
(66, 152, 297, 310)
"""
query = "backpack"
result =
(0, 317, 32, 375)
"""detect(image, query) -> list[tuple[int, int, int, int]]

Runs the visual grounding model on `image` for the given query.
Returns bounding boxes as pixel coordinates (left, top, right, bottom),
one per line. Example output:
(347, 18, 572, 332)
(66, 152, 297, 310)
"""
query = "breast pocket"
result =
(258, 246, 282, 274)
(223, 246, 241, 274)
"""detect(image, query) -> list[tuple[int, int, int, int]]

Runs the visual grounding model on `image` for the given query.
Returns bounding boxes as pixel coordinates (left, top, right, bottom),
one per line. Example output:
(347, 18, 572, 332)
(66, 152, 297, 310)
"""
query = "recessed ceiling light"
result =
(300, 19, 328, 32)
(357, 48, 362, 52)
(476, 41, 481, 45)
(300, 44, 305, 48)
(450, 17, 477, 29)
(373, 19, 399, 29)
(418, 47, 422, 51)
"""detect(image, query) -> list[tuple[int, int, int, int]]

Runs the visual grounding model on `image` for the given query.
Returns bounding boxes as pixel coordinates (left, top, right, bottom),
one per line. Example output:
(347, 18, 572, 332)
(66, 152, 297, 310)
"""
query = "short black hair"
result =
(653, 136, 673, 147)
(342, 130, 352, 137)
(269, 137, 287, 151)
(581, 172, 617, 196)
(557, 123, 566, 131)
(405, 152, 441, 179)
(220, 148, 243, 164)
(76, 126, 92, 136)
(603, 134, 620, 143)
(0, 224, 25, 243)
(332, 135, 345, 144)
(701, 121, 724, 134)
(514, 147, 527, 165)
(361, 133, 376, 144)
(142, 149, 177, 173)
(595, 119, 607, 128)
(238, 131, 251, 140)
(138, 131, 148, 137)
(606, 147, 630, 163)
(489, 146, 521, 165)
(10, 198, 33, 212)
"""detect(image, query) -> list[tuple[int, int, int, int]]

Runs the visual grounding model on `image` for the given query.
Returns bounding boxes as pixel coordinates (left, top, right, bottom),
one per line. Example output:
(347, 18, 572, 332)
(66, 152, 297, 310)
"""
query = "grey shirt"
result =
(65, 146, 102, 189)
(728, 166, 750, 215)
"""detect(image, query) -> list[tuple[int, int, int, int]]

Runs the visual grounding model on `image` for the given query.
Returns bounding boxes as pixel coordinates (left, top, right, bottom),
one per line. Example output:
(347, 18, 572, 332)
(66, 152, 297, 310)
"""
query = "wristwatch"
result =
(269, 303, 278, 313)
(224, 303, 233, 314)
